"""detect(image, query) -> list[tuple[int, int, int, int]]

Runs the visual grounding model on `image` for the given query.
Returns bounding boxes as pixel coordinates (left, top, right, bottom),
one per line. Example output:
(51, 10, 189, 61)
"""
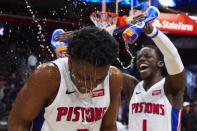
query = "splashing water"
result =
(25, 0, 54, 59)
(117, 44, 135, 70)
(25, 0, 44, 42)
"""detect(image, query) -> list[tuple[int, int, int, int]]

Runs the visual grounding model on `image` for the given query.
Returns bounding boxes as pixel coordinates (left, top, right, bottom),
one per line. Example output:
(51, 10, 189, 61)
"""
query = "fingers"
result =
(144, 23, 154, 34)
(55, 31, 74, 42)
(130, 14, 147, 25)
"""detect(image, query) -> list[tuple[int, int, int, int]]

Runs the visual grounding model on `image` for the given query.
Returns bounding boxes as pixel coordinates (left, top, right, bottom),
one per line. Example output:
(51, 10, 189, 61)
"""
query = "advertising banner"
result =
(154, 13, 197, 35)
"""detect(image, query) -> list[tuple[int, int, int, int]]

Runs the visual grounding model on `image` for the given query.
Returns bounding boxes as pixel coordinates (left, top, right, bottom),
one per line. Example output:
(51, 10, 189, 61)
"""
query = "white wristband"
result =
(146, 26, 159, 38)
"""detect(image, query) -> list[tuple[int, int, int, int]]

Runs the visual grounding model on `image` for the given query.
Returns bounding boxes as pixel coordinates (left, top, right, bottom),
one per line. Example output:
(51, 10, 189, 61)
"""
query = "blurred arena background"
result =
(0, 0, 197, 131)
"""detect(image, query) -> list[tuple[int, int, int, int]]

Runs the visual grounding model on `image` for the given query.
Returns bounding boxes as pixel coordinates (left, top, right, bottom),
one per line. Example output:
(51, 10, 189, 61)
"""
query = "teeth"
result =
(140, 64, 148, 69)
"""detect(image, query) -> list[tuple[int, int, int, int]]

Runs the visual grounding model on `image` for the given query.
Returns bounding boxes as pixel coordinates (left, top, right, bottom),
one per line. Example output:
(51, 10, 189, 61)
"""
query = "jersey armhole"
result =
(106, 73, 110, 109)
(44, 62, 63, 111)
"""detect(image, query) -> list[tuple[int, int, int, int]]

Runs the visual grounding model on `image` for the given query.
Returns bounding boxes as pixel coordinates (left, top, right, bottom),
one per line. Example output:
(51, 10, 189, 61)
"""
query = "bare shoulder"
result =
(109, 66, 139, 96)
(34, 62, 59, 76)
(109, 66, 123, 95)
(109, 66, 122, 76)
(109, 66, 123, 84)
(8, 62, 60, 130)
(100, 66, 122, 130)
(122, 73, 139, 101)
(29, 62, 60, 102)
(109, 66, 138, 84)
(122, 73, 139, 85)
(109, 66, 123, 86)
(18, 62, 61, 107)
(33, 62, 60, 82)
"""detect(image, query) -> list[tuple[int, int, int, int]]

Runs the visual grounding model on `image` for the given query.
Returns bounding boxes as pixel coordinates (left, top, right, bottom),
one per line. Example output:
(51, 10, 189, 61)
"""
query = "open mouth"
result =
(139, 63, 149, 73)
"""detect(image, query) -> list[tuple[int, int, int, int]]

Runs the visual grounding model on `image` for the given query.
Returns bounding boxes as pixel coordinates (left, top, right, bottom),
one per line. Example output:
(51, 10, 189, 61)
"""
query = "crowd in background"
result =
(181, 101, 197, 131)
(0, 24, 197, 131)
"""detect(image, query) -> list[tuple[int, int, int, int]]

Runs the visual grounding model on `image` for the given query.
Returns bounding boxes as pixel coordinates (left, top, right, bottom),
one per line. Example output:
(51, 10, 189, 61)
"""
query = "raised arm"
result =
(8, 63, 60, 131)
(144, 24, 185, 109)
(100, 66, 123, 131)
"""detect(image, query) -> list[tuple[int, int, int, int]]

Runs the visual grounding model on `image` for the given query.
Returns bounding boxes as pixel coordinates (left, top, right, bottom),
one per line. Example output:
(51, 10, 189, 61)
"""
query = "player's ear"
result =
(157, 61, 164, 68)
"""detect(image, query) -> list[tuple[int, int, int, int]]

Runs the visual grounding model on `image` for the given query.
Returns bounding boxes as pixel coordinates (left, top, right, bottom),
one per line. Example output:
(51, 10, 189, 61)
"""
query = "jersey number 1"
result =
(143, 119, 147, 131)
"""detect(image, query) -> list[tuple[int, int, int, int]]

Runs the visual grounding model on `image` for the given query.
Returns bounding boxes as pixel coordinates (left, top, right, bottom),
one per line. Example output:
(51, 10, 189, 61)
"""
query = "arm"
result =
(100, 66, 123, 131)
(8, 63, 60, 131)
(122, 73, 139, 101)
(145, 24, 185, 109)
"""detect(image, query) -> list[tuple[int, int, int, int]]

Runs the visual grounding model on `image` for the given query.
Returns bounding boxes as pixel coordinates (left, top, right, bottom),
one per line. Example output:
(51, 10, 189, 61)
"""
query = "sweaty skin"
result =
(8, 62, 123, 131)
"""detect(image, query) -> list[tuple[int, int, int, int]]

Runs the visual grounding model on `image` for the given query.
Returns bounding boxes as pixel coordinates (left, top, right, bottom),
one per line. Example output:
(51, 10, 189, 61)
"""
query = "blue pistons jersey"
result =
(32, 58, 110, 131)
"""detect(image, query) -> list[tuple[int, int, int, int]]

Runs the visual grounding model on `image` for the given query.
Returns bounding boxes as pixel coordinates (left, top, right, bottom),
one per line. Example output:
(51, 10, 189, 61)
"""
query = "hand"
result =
(51, 29, 65, 44)
(144, 6, 160, 25)
(55, 31, 74, 42)
(130, 14, 147, 25)
(143, 23, 154, 34)
(128, 6, 159, 26)
(51, 29, 69, 52)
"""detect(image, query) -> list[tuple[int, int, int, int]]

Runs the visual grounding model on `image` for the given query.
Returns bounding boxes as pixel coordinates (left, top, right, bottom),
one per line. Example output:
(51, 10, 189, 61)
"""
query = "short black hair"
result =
(68, 26, 119, 66)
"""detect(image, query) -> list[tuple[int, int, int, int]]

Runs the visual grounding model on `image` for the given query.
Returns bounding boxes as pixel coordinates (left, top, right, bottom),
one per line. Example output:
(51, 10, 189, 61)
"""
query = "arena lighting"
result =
(80, 0, 112, 3)
(158, 0, 176, 7)
(0, 27, 4, 36)
(79, 0, 134, 5)
(79, 0, 150, 6)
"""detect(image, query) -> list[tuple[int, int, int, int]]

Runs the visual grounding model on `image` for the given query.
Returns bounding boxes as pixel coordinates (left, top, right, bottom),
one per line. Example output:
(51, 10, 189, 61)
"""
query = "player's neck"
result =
(143, 73, 163, 91)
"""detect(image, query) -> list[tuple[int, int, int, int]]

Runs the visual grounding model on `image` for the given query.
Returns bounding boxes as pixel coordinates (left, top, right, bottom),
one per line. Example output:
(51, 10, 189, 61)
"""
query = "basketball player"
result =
(123, 23, 184, 131)
(8, 26, 123, 131)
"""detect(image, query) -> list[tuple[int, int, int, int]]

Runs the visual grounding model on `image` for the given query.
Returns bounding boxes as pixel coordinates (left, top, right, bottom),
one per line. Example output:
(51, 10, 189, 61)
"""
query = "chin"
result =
(140, 76, 148, 80)
(139, 68, 152, 80)
(139, 73, 150, 80)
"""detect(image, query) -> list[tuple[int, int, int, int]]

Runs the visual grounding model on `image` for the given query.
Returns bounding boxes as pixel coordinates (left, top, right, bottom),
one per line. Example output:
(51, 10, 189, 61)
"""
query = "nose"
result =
(137, 55, 146, 62)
